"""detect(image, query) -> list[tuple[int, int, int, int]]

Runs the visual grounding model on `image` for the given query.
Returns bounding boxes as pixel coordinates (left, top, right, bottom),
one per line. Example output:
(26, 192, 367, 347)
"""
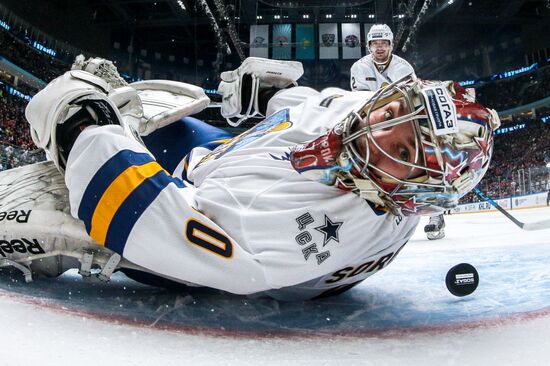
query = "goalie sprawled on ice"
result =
(0, 57, 499, 301)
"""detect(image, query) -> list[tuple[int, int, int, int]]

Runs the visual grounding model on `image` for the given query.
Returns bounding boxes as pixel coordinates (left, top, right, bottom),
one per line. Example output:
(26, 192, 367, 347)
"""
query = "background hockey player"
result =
(350, 24, 414, 92)
(351, 24, 445, 240)
(14, 57, 499, 300)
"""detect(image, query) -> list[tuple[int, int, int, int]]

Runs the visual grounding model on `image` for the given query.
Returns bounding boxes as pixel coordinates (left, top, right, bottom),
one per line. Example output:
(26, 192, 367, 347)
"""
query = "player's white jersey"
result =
(65, 86, 419, 300)
(350, 54, 415, 91)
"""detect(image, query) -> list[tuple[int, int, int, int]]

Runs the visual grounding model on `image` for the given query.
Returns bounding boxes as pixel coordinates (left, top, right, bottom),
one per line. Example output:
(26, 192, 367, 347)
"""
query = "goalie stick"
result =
(473, 188, 550, 231)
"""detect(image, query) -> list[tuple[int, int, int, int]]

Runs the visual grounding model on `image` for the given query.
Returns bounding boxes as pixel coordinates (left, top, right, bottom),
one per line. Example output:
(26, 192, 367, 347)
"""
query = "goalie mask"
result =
(290, 76, 500, 216)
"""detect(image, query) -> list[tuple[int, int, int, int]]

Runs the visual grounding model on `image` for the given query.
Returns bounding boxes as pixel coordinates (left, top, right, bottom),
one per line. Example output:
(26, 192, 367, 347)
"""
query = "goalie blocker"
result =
(218, 57, 304, 127)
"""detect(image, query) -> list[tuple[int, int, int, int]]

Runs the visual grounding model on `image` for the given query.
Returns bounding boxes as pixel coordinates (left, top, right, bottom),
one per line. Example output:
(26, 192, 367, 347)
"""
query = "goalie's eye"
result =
(398, 146, 410, 162)
(384, 110, 393, 121)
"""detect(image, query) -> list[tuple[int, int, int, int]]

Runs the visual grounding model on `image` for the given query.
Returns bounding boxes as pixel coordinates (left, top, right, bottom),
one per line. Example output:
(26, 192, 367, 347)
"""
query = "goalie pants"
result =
(142, 116, 234, 174)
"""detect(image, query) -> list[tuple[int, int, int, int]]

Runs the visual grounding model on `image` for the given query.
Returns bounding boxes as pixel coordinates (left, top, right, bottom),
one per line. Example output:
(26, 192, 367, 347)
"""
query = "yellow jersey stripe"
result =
(90, 161, 164, 245)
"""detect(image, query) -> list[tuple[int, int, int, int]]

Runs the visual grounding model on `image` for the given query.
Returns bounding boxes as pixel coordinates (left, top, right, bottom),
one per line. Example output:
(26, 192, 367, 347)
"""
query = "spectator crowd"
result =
(0, 30, 68, 83)
(0, 89, 45, 170)
(461, 119, 550, 203)
(476, 65, 550, 112)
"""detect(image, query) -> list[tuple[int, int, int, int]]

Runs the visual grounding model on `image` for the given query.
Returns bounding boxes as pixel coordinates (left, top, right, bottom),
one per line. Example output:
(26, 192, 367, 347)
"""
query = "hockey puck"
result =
(445, 263, 479, 297)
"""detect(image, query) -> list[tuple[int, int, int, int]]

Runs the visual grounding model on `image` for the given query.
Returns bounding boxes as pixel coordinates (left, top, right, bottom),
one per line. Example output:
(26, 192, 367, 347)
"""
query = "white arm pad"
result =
(217, 57, 304, 127)
(130, 80, 210, 136)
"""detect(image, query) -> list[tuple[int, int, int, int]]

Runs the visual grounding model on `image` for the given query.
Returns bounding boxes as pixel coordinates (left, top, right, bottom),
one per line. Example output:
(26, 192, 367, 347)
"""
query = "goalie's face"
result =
(341, 77, 498, 216)
(353, 98, 423, 181)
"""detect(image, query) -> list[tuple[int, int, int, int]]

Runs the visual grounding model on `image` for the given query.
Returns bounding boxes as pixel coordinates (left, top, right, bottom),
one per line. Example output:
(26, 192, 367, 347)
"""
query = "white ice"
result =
(1, 207, 549, 366)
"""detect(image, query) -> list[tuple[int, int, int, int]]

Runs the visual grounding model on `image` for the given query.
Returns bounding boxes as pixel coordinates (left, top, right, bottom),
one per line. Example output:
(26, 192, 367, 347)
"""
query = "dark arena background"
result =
(1, 1, 550, 365)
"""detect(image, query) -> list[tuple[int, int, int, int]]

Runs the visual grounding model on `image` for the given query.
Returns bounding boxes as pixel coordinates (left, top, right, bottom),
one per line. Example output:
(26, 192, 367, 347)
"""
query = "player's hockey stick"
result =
(473, 188, 550, 231)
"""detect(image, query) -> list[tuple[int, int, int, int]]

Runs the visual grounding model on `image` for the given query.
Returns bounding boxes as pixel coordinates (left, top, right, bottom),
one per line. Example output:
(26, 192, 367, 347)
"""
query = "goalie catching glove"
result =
(218, 57, 304, 127)
(26, 57, 210, 171)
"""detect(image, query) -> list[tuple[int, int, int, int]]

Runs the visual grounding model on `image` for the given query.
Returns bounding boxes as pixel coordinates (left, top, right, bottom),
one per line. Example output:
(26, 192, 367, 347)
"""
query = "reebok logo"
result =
(266, 71, 282, 75)
(0, 210, 32, 223)
(0, 238, 46, 257)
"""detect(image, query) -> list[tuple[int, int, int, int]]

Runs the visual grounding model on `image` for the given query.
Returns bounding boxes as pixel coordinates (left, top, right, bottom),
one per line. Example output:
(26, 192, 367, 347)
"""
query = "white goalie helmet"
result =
(367, 24, 394, 52)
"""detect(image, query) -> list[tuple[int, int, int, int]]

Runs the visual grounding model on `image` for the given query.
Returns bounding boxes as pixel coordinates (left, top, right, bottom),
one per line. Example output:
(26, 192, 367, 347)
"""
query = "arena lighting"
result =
(458, 80, 476, 86)
(448, 0, 454, 4)
(32, 41, 56, 56)
(494, 123, 526, 135)
(176, 0, 186, 10)
(0, 19, 10, 31)
(7, 86, 31, 101)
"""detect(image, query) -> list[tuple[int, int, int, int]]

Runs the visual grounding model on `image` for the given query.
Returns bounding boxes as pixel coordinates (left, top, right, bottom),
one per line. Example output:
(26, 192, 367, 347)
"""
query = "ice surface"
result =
(1, 207, 549, 365)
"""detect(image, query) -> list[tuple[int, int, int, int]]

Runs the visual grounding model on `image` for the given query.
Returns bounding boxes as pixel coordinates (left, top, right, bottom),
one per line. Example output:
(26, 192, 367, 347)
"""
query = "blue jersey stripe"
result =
(104, 170, 185, 254)
(78, 150, 155, 233)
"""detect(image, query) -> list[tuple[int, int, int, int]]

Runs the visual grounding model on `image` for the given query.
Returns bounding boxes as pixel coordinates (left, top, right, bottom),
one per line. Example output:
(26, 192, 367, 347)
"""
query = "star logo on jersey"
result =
(315, 215, 343, 247)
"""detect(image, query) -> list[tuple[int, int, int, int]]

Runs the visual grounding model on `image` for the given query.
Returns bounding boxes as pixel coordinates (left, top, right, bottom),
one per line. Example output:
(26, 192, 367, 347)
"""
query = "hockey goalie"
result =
(0, 57, 500, 300)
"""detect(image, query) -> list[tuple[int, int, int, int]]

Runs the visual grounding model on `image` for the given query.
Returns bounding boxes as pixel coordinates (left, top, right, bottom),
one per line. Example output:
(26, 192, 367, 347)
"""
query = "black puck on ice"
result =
(445, 263, 479, 297)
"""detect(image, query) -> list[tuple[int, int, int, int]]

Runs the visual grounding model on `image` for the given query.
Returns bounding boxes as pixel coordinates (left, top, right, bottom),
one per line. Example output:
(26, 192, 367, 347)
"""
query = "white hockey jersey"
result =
(350, 54, 415, 91)
(65, 86, 420, 300)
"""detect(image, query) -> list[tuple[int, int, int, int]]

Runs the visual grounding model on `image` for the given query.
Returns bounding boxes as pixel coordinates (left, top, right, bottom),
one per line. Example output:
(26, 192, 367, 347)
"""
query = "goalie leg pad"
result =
(0, 162, 141, 282)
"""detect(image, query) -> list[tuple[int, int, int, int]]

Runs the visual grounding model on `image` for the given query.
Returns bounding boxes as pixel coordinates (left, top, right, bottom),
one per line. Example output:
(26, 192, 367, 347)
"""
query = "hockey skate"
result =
(424, 214, 445, 240)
